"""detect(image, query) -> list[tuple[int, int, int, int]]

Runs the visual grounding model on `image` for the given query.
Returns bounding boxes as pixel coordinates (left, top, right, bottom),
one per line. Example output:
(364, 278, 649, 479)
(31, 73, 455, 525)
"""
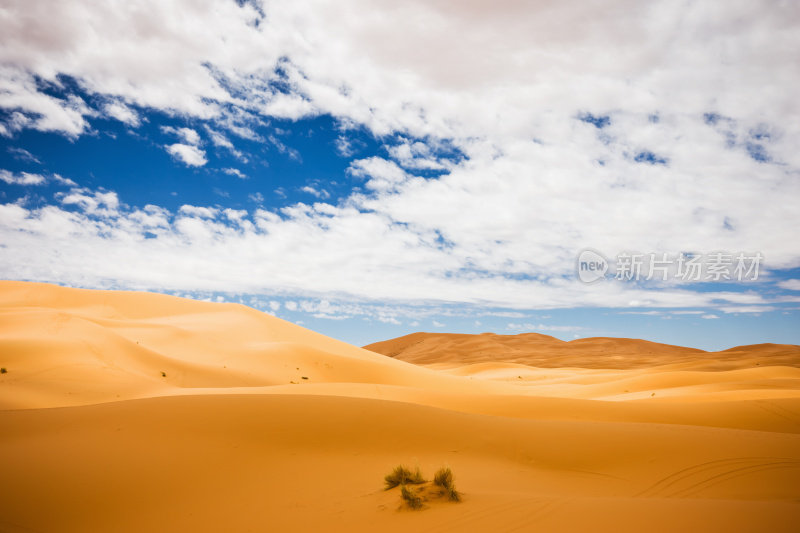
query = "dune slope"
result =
(1, 281, 799, 532)
(0, 281, 474, 409)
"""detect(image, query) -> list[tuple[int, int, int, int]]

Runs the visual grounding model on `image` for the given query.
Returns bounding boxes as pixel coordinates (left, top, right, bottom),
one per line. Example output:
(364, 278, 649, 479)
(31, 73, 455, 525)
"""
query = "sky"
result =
(1, 0, 799, 350)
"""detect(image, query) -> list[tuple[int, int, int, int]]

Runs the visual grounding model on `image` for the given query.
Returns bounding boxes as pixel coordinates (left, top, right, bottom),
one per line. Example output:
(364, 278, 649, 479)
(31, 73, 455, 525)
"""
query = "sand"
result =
(1, 280, 799, 532)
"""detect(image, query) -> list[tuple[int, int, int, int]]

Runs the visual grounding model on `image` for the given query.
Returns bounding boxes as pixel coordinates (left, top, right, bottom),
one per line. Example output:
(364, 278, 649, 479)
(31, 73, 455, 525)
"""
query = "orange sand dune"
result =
(1, 281, 799, 532)
(364, 331, 800, 369)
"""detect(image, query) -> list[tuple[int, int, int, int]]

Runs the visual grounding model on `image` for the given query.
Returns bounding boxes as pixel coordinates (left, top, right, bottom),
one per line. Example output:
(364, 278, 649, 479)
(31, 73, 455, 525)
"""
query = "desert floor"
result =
(1, 280, 799, 532)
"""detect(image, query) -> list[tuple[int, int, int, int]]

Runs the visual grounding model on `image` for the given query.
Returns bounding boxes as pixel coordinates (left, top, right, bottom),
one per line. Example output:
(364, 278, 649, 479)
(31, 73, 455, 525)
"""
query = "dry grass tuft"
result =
(384, 465, 425, 490)
(400, 485, 423, 509)
(433, 466, 461, 502)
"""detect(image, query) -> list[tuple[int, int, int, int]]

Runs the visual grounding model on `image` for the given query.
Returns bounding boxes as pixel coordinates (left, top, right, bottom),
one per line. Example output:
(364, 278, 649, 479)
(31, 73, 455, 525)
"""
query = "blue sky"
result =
(1, 0, 799, 350)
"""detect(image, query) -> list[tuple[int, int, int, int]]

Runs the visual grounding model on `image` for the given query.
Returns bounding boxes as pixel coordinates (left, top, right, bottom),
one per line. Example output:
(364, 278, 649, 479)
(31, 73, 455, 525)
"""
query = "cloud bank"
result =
(1, 0, 799, 314)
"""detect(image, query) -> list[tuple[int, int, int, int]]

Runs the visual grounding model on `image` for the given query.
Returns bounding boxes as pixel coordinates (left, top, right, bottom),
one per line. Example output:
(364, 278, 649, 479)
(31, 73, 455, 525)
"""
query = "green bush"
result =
(384, 465, 425, 489)
(0, 367, 6, 374)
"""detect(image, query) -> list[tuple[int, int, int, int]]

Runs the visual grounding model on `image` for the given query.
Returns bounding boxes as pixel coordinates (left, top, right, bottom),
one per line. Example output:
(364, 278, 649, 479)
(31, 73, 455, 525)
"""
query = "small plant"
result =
(433, 466, 461, 502)
(384, 465, 425, 489)
(400, 485, 423, 509)
(433, 466, 453, 487)
(160, 371, 166, 377)
(301, 376, 308, 380)
(0, 367, 6, 374)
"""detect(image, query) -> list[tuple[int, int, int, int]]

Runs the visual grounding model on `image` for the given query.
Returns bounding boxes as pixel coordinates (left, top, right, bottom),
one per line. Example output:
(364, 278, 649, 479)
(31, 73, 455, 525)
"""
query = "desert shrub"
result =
(160, 371, 166, 377)
(433, 466, 461, 502)
(0, 367, 6, 374)
(384, 465, 425, 489)
(400, 485, 423, 509)
(433, 466, 453, 488)
(445, 485, 461, 502)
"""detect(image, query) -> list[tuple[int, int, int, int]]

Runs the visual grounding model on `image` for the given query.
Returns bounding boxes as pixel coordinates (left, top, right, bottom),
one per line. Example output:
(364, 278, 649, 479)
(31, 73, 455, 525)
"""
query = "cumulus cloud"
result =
(104, 101, 140, 126)
(347, 157, 409, 191)
(161, 126, 202, 146)
(59, 189, 119, 215)
(0, 170, 75, 186)
(778, 280, 800, 291)
(0, 169, 47, 185)
(300, 186, 330, 199)
(0, 172, 794, 312)
(387, 140, 446, 170)
(0, 67, 91, 136)
(166, 143, 207, 167)
(0, 0, 799, 315)
(179, 205, 219, 218)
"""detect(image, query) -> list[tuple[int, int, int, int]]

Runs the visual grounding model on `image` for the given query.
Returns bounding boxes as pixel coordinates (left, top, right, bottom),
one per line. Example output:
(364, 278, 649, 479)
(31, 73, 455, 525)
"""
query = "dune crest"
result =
(364, 331, 800, 369)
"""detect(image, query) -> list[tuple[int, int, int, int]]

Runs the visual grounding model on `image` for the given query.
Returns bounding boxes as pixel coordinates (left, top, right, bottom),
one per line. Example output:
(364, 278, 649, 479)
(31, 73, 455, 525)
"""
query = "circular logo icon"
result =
(576, 249, 608, 283)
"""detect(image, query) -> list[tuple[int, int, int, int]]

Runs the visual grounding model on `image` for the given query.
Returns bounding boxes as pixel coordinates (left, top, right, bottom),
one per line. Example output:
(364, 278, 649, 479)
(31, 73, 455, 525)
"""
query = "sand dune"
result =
(0, 281, 476, 409)
(1, 281, 799, 532)
(364, 331, 800, 369)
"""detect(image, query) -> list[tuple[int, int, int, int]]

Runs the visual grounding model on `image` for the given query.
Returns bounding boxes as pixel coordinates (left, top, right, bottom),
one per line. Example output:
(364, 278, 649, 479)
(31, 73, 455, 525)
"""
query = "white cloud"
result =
(0, 0, 799, 314)
(388, 140, 446, 170)
(104, 101, 140, 126)
(0, 181, 793, 311)
(7, 147, 40, 163)
(335, 135, 356, 157)
(0, 169, 47, 185)
(506, 323, 582, 332)
(702, 314, 720, 319)
(719, 306, 776, 314)
(300, 186, 330, 199)
(59, 189, 119, 215)
(347, 157, 409, 191)
(432, 320, 445, 327)
(179, 205, 218, 218)
(483, 311, 528, 318)
(206, 128, 246, 161)
(166, 143, 207, 167)
(259, 92, 315, 120)
(778, 279, 800, 291)
(162, 126, 201, 146)
(223, 168, 246, 179)
(0, 170, 76, 187)
(0, 67, 90, 136)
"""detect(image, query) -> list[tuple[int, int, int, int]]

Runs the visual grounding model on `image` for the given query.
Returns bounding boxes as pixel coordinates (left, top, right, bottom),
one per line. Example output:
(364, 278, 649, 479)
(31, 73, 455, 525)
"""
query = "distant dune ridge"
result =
(1, 280, 800, 532)
(364, 331, 800, 369)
